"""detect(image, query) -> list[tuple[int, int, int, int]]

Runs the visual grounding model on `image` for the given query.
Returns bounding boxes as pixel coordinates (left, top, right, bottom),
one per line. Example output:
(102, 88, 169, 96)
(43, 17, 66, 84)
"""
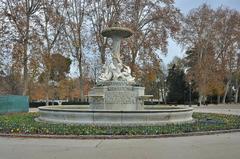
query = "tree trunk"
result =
(23, 53, 28, 96)
(235, 86, 239, 103)
(163, 81, 167, 104)
(45, 54, 51, 106)
(203, 95, 206, 105)
(45, 73, 50, 106)
(217, 95, 221, 104)
(46, 92, 49, 106)
(22, 16, 30, 96)
(222, 79, 231, 104)
(198, 94, 203, 106)
(79, 63, 84, 102)
(160, 86, 164, 104)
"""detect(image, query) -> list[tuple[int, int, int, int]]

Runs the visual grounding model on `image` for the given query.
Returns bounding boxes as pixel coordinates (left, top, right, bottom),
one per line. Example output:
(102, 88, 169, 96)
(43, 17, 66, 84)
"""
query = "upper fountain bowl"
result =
(102, 27, 134, 38)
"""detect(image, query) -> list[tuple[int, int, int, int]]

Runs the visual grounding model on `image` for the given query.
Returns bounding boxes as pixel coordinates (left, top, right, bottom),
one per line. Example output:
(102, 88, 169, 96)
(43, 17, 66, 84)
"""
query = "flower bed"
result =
(0, 112, 240, 136)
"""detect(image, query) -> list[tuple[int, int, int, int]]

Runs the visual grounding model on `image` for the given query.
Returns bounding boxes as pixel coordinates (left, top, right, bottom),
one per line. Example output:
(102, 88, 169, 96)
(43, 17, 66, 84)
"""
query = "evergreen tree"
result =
(166, 64, 188, 104)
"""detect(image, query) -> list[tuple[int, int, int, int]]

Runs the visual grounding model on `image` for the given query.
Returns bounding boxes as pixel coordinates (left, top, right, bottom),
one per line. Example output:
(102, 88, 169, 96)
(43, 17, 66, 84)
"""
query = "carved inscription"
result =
(108, 86, 132, 91)
(105, 91, 136, 104)
(97, 81, 128, 86)
(90, 96, 104, 104)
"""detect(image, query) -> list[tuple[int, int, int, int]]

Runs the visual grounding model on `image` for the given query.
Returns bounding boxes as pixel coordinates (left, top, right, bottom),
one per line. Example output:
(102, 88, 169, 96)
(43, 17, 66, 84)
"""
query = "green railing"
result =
(0, 95, 29, 114)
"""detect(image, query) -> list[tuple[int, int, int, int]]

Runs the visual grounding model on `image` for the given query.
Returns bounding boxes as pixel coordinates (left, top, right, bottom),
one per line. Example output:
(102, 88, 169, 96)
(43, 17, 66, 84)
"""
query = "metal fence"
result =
(0, 95, 29, 114)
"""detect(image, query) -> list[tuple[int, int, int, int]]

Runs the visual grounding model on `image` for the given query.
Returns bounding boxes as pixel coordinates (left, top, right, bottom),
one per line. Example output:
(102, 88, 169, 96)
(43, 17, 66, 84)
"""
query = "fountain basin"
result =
(38, 105, 193, 126)
(101, 27, 133, 38)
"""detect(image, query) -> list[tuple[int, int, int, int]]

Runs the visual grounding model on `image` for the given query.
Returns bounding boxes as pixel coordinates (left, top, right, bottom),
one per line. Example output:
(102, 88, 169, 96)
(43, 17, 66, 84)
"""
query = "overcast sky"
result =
(161, 0, 240, 65)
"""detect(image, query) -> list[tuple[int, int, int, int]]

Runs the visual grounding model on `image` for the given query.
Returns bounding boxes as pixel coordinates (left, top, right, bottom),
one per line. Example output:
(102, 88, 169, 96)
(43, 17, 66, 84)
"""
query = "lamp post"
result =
(156, 78, 160, 104)
(164, 79, 167, 104)
(184, 68, 192, 107)
(189, 81, 192, 107)
(94, 66, 97, 85)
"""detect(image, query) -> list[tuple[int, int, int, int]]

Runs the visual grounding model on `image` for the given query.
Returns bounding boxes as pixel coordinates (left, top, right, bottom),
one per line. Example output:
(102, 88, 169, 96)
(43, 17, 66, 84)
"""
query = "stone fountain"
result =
(38, 26, 193, 126)
(88, 26, 150, 111)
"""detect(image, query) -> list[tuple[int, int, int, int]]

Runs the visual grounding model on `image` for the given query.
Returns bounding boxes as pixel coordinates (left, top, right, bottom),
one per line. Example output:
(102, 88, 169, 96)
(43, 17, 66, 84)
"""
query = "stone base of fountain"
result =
(88, 81, 149, 111)
(38, 81, 194, 126)
(38, 81, 193, 126)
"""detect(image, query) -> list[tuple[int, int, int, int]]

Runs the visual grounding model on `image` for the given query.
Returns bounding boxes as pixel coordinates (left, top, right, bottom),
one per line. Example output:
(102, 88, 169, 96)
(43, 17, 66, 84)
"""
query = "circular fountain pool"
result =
(38, 105, 193, 126)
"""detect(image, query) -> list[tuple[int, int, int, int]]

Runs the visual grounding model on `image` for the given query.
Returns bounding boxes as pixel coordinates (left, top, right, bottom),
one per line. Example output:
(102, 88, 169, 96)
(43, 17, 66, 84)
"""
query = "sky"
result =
(160, 0, 240, 65)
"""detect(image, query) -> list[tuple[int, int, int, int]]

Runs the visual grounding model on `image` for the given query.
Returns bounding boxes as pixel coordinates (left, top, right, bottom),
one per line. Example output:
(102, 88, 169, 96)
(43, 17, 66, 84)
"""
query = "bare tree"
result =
(36, 0, 65, 105)
(122, 0, 181, 75)
(213, 7, 240, 103)
(88, 0, 125, 64)
(234, 53, 240, 103)
(179, 4, 240, 104)
(63, 0, 89, 101)
(3, 0, 41, 95)
(179, 4, 218, 105)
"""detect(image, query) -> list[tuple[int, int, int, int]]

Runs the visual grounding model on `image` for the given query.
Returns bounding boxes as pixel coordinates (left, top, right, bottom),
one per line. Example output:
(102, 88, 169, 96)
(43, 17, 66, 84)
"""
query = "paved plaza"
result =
(0, 132, 240, 159)
(193, 104, 240, 115)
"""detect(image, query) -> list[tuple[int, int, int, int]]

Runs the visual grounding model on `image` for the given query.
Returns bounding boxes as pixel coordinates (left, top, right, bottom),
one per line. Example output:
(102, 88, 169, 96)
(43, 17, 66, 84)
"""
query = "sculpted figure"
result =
(98, 62, 135, 83)
(98, 63, 112, 81)
(98, 26, 135, 84)
(121, 64, 135, 83)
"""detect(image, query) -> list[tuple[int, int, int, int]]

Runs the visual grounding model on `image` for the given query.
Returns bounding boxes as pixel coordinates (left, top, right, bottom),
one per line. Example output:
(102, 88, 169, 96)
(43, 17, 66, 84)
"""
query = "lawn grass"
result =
(0, 112, 240, 136)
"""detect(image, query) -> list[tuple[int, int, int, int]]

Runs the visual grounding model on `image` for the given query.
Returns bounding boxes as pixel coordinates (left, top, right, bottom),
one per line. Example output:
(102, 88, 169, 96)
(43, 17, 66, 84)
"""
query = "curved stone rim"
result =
(38, 105, 193, 126)
(101, 27, 134, 38)
(38, 105, 193, 113)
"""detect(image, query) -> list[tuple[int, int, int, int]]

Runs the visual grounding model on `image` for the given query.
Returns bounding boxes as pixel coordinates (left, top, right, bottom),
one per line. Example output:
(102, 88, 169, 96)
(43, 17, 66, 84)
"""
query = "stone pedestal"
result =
(88, 81, 148, 111)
